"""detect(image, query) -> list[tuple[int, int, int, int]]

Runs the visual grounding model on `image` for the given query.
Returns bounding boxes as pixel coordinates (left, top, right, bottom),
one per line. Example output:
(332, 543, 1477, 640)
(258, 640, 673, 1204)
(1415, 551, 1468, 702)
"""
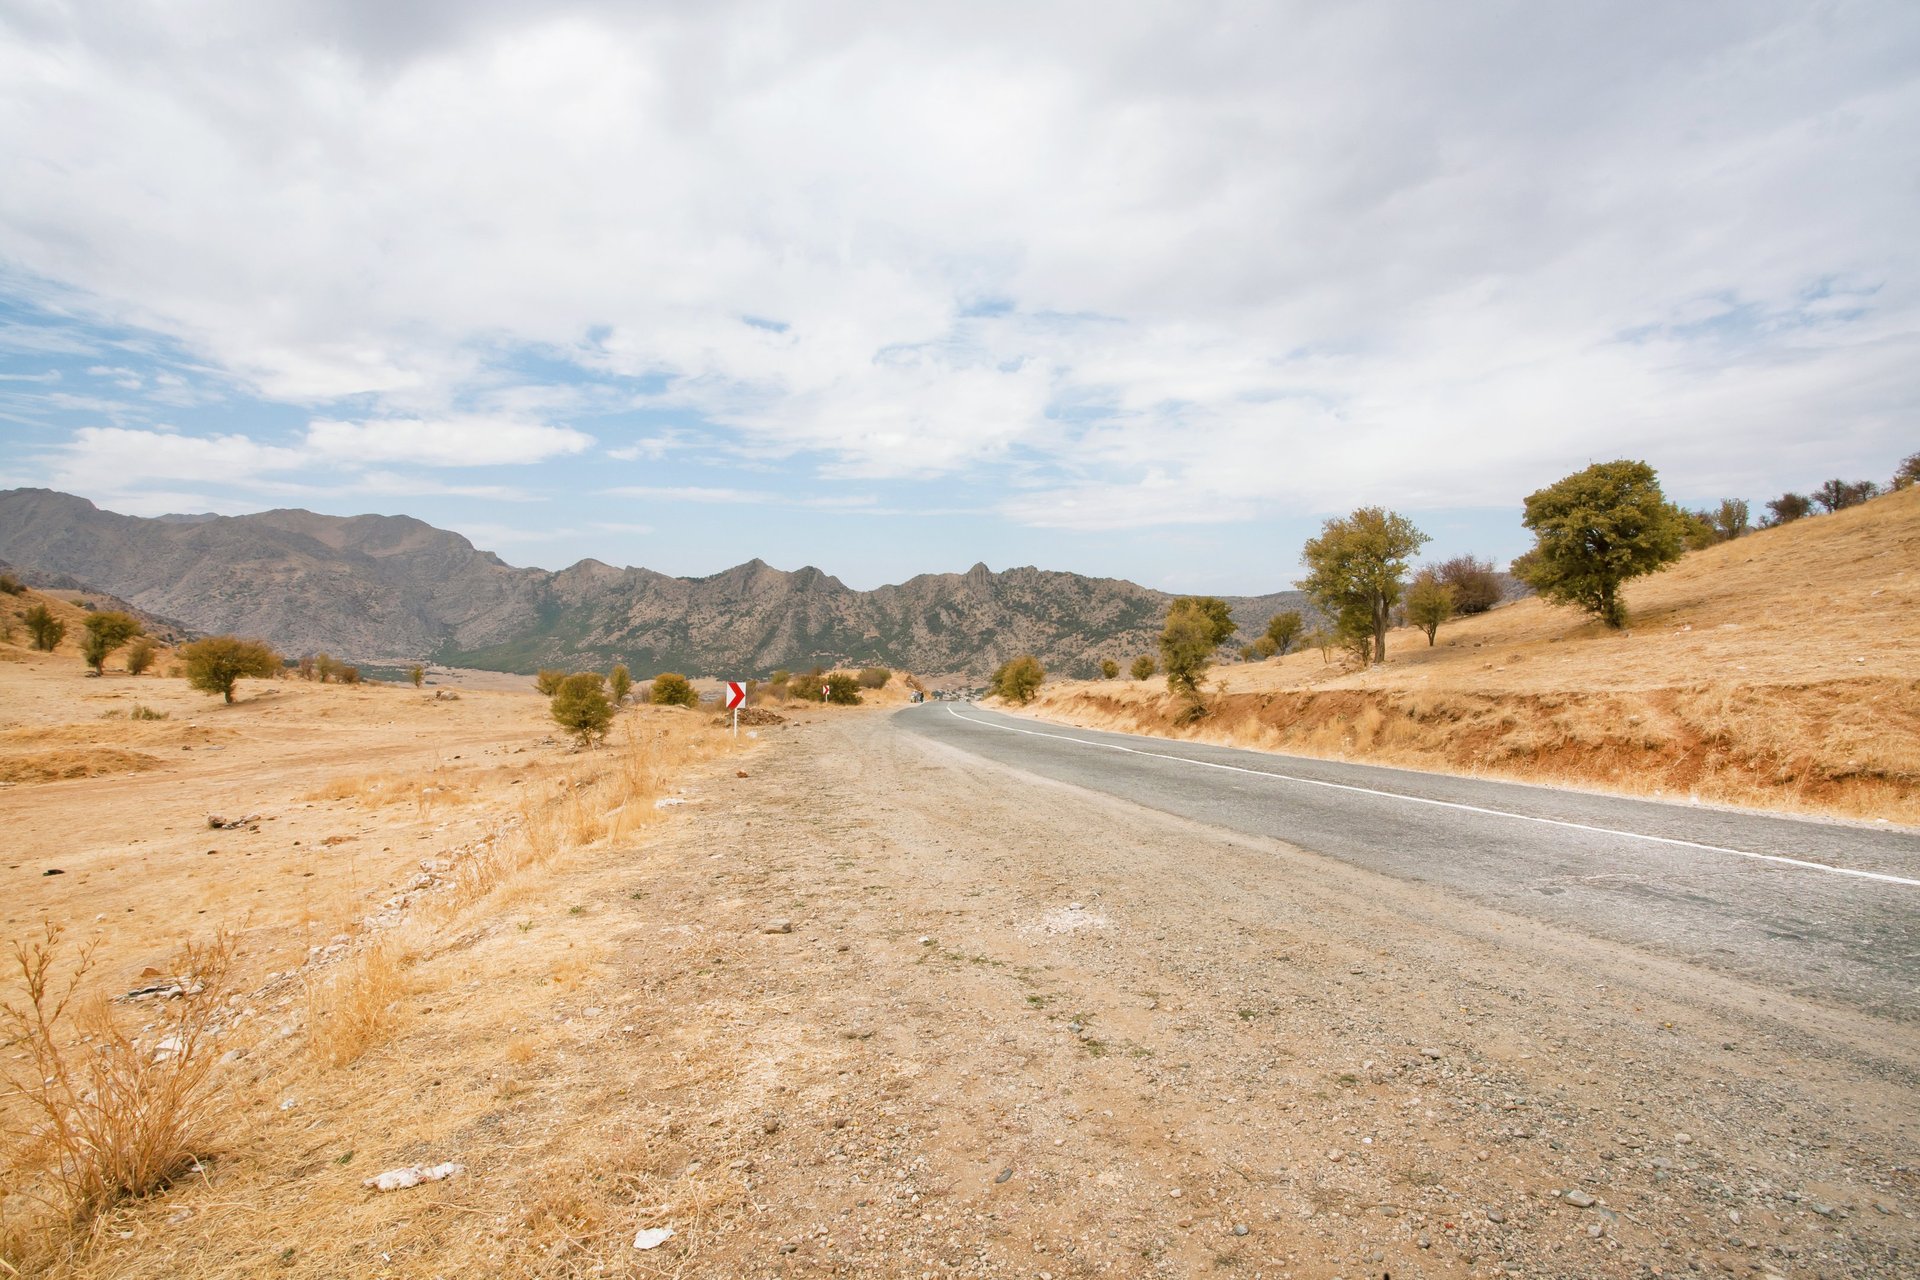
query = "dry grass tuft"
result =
(0, 926, 232, 1269)
(305, 940, 410, 1068)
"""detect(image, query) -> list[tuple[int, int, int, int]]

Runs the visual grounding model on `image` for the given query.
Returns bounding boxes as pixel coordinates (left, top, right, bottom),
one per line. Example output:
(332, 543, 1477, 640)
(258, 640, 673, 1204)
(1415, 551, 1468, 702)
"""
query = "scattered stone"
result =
(996, 1168, 1013, 1184)
(42, 868, 63, 876)
(736, 769, 750, 778)
(1486, 1208, 1506, 1224)
(1564, 1190, 1597, 1209)
(761, 919, 793, 934)
(1168, 1188, 1182, 1198)
(1418, 1233, 1432, 1249)
(432, 689, 460, 700)
(1231, 1223, 1249, 1236)
(632, 1226, 674, 1250)
(206, 813, 261, 829)
(1421, 1047, 1443, 1059)
(1587, 1222, 1606, 1239)
(1811, 1202, 1838, 1218)
(365, 1161, 463, 1192)
(1327, 1149, 1343, 1162)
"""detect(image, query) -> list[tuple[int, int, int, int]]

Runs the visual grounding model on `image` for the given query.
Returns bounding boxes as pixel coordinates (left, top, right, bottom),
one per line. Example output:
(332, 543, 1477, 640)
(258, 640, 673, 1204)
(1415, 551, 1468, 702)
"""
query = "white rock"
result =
(633, 1226, 674, 1250)
(365, 1161, 464, 1192)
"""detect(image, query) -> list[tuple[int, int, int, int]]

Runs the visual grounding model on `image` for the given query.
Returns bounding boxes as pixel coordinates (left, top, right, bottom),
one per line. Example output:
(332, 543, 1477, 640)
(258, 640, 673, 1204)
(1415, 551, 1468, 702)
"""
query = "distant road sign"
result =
(725, 681, 747, 710)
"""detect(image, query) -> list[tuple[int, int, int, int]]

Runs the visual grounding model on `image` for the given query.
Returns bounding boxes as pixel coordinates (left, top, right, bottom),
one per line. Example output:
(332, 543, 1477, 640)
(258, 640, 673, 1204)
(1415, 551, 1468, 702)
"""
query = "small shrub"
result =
(130, 704, 168, 721)
(552, 672, 615, 744)
(124, 637, 157, 676)
(1764, 492, 1813, 525)
(1130, 654, 1155, 680)
(181, 636, 282, 703)
(650, 672, 698, 708)
(534, 669, 568, 696)
(826, 673, 862, 704)
(0, 572, 22, 595)
(407, 664, 424, 688)
(769, 668, 791, 686)
(1405, 570, 1454, 645)
(23, 604, 65, 652)
(608, 663, 632, 705)
(1099, 658, 1120, 679)
(856, 666, 892, 689)
(787, 675, 825, 703)
(336, 664, 361, 685)
(306, 942, 407, 1068)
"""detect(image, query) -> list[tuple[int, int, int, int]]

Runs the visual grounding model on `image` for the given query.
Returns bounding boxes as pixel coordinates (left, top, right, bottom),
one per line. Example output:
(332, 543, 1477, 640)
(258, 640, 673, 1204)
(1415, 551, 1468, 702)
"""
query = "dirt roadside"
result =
(32, 702, 1919, 1278)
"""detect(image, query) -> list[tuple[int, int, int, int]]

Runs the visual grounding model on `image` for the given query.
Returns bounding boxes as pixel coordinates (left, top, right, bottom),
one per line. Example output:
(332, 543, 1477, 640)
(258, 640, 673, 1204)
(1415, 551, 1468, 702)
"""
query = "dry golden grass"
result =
(0, 928, 233, 1274)
(1030, 486, 1920, 822)
(0, 637, 749, 1275)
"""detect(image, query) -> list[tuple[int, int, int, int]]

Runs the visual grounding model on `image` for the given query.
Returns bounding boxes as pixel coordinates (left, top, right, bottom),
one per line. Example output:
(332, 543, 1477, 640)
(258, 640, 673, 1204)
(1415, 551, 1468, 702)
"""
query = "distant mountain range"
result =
(0, 488, 1311, 679)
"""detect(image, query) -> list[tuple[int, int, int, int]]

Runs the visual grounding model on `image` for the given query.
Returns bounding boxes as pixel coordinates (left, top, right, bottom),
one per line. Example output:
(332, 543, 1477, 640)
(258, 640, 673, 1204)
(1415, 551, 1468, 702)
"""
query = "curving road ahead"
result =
(897, 702, 1920, 1020)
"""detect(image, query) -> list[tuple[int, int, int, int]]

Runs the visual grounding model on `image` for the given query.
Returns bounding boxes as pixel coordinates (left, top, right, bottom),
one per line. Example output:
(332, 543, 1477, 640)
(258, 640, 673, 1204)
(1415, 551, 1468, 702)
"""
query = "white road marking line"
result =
(942, 706, 1920, 889)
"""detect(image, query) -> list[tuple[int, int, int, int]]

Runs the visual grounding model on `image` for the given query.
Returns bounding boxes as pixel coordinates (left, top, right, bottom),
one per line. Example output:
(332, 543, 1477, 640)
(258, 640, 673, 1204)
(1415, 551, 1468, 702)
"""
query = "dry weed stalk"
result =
(305, 940, 409, 1068)
(1, 925, 231, 1264)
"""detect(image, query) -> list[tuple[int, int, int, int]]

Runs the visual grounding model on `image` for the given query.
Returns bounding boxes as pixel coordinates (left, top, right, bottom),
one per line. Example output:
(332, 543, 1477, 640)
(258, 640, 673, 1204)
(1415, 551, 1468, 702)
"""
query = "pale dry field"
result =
(1, 618, 1914, 1279)
(1023, 486, 1920, 823)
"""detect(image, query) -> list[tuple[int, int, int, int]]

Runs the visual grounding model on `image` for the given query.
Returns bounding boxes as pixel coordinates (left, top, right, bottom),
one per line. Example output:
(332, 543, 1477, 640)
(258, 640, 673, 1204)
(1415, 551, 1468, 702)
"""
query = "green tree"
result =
(1099, 658, 1120, 679)
(80, 611, 143, 675)
(534, 669, 568, 696)
(22, 604, 66, 652)
(1893, 452, 1920, 491)
(990, 655, 1045, 704)
(124, 636, 157, 676)
(1168, 596, 1237, 648)
(1297, 507, 1429, 664)
(1710, 498, 1750, 541)
(1130, 654, 1156, 680)
(1160, 598, 1218, 701)
(769, 668, 791, 686)
(181, 636, 282, 704)
(1813, 478, 1879, 512)
(826, 673, 863, 704)
(608, 664, 632, 705)
(407, 664, 425, 688)
(1763, 492, 1812, 526)
(1404, 570, 1455, 646)
(1263, 610, 1303, 656)
(650, 672, 698, 708)
(550, 672, 614, 746)
(1514, 460, 1684, 628)
(1435, 556, 1501, 614)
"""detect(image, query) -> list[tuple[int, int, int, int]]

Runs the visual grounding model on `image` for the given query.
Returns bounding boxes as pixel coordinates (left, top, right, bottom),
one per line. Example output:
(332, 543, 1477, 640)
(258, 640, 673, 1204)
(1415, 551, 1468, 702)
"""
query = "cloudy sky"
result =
(1, 1, 1914, 591)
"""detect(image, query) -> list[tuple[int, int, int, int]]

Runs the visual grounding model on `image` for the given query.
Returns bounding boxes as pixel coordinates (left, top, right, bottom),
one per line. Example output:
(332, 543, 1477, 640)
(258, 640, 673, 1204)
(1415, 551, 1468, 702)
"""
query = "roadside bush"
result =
(769, 668, 791, 686)
(23, 604, 65, 652)
(551, 672, 615, 746)
(0, 572, 22, 595)
(1160, 599, 1217, 698)
(1763, 492, 1812, 526)
(1130, 654, 1155, 680)
(1100, 658, 1120, 679)
(181, 636, 282, 703)
(534, 668, 568, 696)
(856, 666, 892, 689)
(650, 672, 698, 708)
(990, 654, 1045, 704)
(336, 665, 361, 685)
(1263, 609, 1304, 655)
(826, 673, 863, 704)
(608, 663, 632, 705)
(787, 673, 826, 702)
(124, 637, 157, 675)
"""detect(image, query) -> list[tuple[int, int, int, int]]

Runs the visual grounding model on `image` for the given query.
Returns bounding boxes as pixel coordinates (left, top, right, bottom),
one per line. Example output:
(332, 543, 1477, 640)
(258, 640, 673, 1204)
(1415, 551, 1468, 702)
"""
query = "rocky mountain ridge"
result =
(0, 488, 1309, 679)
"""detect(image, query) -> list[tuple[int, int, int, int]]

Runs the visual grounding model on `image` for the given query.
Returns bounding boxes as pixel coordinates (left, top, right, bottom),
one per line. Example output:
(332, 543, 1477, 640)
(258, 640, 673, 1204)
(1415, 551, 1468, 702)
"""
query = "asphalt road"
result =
(898, 702, 1920, 1020)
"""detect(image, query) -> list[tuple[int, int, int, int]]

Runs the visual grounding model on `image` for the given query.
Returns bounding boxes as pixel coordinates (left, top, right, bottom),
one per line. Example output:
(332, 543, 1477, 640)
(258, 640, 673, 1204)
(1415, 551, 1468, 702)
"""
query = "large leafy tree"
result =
(1159, 599, 1219, 699)
(1297, 507, 1429, 664)
(1513, 460, 1684, 628)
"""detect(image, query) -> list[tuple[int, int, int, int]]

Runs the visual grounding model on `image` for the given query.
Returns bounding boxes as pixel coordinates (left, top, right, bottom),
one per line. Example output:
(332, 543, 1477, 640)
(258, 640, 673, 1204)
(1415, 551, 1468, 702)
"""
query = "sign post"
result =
(725, 681, 746, 736)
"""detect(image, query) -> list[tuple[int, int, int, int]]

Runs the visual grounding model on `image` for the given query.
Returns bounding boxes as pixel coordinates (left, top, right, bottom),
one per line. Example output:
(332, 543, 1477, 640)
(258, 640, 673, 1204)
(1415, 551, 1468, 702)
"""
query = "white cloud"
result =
(1, 0, 1916, 527)
(304, 417, 593, 466)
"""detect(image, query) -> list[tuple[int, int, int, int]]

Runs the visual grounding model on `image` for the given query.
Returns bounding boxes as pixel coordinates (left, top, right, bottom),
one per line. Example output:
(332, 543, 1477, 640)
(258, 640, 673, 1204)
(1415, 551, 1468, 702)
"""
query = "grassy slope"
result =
(1019, 485, 1920, 823)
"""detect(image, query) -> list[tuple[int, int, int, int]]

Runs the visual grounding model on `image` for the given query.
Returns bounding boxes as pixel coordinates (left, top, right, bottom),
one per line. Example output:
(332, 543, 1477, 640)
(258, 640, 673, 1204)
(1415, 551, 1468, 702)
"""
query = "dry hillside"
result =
(1017, 485, 1920, 824)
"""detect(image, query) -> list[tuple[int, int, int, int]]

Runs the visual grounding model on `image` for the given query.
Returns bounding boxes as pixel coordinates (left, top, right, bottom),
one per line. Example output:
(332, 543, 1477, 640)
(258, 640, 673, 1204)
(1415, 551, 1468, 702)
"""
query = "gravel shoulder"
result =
(568, 711, 1919, 1277)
